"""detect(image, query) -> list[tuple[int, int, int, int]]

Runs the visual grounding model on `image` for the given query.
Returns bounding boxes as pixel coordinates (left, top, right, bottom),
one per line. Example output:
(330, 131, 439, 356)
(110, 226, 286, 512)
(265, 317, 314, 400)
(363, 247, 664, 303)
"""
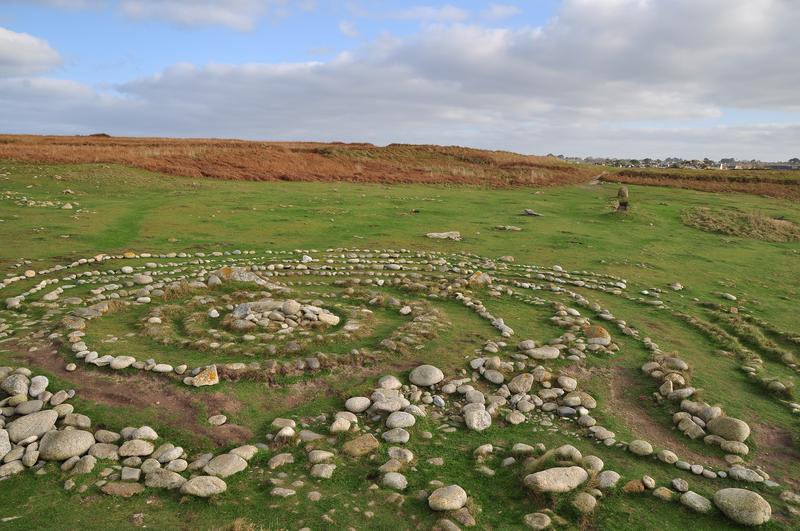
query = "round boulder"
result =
(409, 365, 444, 387)
(713, 488, 771, 526)
(180, 475, 227, 497)
(428, 485, 467, 511)
(707, 417, 750, 442)
(6, 409, 58, 443)
(39, 429, 95, 461)
(524, 466, 588, 493)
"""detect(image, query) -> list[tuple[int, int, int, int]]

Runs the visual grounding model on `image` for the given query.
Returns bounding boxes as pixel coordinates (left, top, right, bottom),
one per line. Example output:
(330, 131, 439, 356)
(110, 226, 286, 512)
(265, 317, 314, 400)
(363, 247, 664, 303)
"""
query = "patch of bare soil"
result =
(14, 341, 252, 447)
(752, 422, 800, 489)
(608, 367, 725, 466)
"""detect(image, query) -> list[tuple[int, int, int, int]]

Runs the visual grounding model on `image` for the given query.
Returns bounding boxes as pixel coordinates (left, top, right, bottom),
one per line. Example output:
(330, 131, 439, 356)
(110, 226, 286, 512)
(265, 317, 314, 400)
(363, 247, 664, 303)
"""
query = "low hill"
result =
(0, 134, 596, 187)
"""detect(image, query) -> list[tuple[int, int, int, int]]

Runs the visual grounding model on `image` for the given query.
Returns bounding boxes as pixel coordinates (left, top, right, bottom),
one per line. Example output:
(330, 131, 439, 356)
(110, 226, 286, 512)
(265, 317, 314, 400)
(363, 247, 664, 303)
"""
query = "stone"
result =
(653, 487, 673, 501)
(204, 453, 247, 478)
(409, 364, 444, 387)
(680, 491, 712, 513)
(119, 439, 154, 457)
(464, 409, 492, 432)
(527, 346, 560, 360)
(268, 453, 294, 470)
(1, 374, 29, 396)
(524, 466, 588, 493)
(713, 488, 771, 526)
(28, 375, 49, 397)
(573, 492, 597, 513)
(597, 470, 621, 489)
(428, 485, 468, 511)
(89, 443, 120, 460)
(672, 478, 689, 493)
(311, 463, 336, 479)
(628, 439, 653, 456)
(386, 411, 416, 429)
(523, 512, 551, 530)
(343, 434, 379, 457)
(707, 417, 750, 442)
(145, 469, 187, 489)
(192, 365, 219, 387)
(0, 430, 10, 461)
(6, 409, 58, 443)
(426, 231, 461, 241)
(39, 430, 95, 461)
(0, 461, 24, 478)
(181, 476, 227, 497)
(345, 397, 371, 413)
(382, 428, 409, 444)
(657, 449, 678, 464)
(383, 472, 408, 490)
(121, 467, 141, 482)
(132, 426, 158, 441)
(508, 374, 534, 394)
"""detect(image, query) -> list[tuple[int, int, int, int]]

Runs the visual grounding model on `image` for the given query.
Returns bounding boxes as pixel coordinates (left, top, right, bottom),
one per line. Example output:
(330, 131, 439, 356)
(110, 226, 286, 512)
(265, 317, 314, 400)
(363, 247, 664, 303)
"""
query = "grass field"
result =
(0, 158, 798, 530)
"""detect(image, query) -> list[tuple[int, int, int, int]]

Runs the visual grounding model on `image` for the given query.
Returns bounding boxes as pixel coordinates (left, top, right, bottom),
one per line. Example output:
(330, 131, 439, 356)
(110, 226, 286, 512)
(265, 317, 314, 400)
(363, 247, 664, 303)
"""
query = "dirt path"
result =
(608, 366, 726, 467)
(12, 340, 252, 448)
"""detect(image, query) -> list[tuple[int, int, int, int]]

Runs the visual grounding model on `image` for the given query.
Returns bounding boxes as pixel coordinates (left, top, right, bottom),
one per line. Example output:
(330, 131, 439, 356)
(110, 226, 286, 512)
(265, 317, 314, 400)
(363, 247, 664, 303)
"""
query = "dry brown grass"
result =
(0, 134, 597, 187)
(604, 169, 800, 200)
(682, 207, 800, 242)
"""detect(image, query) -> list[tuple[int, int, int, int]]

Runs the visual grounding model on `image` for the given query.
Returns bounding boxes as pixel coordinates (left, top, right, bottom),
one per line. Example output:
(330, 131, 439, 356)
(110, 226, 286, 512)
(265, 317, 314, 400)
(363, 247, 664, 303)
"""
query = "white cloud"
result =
(25, 0, 104, 8)
(3, 0, 800, 159)
(482, 4, 521, 20)
(389, 5, 469, 23)
(24, 0, 318, 31)
(119, 0, 270, 31)
(0, 27, 61, 77)
(338, 20, 358, 37)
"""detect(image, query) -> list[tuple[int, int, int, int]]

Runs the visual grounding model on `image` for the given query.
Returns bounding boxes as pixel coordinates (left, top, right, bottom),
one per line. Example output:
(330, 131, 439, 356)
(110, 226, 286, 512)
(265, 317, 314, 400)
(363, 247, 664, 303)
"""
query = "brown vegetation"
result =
(0, 134, 597, 187)
(603, 169, 800, 200)
(682, 207, 800, 242)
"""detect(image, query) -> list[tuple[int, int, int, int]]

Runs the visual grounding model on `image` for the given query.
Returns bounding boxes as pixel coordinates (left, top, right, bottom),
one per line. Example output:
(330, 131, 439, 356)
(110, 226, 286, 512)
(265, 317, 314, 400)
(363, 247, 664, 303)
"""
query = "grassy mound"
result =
(681, 207, 800, 242)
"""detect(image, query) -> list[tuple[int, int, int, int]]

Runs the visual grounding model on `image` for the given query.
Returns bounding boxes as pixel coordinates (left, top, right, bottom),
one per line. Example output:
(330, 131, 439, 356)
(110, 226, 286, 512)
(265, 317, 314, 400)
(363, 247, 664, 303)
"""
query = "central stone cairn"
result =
(223, 298, 340, 333)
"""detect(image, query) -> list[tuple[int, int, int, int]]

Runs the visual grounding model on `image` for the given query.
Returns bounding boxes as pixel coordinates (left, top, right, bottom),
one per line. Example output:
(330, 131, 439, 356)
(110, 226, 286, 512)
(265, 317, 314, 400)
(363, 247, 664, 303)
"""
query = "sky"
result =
(1, 0, 799, 160)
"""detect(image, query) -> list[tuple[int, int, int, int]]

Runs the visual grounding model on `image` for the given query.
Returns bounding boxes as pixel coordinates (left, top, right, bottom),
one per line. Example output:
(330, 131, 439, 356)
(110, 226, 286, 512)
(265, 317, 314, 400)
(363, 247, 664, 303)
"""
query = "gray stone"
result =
(203, 453, 247, 478)
(39, 429, 95, 461)
(409, 365, 444, 387)
(713, 488, 771, 526)
(428, 485, 467, 511)
(144, 468, 186, 489)
(6, 409, 58, 443)
(181, 475, 227, 497)
(524, 466, 588, 493)
(680, 491, 712, 513)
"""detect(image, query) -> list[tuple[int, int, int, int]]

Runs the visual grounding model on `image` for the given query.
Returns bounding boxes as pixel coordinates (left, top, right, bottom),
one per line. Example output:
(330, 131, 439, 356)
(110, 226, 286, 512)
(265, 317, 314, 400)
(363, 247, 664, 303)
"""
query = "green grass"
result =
(0, 160, 798, 530)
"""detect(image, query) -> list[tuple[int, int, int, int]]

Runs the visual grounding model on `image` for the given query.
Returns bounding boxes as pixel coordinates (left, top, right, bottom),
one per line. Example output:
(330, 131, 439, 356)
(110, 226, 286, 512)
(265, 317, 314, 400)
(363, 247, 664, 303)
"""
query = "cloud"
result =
(119, 0, 271, 31)
(24, 0, 318, 31)
(25, 0, 104, 7)
(3, 0, 800, 159)
(338, 20, 358, 37)
(389, 5, 469, 23)
(0, 27, 62, 77)
(482, 4, 521, 20)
